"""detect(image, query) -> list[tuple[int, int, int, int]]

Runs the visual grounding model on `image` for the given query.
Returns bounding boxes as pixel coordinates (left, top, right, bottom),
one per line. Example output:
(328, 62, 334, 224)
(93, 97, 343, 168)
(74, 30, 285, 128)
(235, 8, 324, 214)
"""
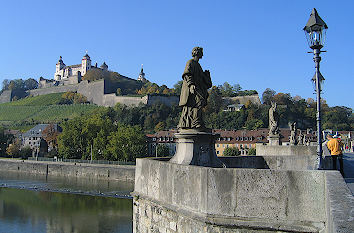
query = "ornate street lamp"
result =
(303, 8, 328, 169)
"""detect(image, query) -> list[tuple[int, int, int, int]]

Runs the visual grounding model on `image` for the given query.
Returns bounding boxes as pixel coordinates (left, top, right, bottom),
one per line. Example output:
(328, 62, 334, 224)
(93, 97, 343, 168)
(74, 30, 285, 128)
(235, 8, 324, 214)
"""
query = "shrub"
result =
(223, 147, 240, 156)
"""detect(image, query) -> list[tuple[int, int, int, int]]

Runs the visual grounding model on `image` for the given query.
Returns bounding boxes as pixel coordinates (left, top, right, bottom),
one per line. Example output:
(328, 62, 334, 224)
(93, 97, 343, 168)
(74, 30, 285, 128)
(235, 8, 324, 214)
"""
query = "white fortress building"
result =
(54, 53, 108, 81)
(38, 53, 147, 89)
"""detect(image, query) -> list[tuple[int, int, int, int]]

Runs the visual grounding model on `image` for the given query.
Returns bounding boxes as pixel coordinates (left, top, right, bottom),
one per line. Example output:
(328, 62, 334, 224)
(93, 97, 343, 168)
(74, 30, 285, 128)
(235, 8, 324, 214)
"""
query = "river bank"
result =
(0, 158, 135, 181)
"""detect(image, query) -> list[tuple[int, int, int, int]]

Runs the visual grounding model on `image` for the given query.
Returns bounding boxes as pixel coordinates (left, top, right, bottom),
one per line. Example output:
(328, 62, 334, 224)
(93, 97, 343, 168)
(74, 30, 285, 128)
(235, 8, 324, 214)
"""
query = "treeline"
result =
(57, 108, 147, 161)
(1, 78, 38, 92)
(55, 86, 352, 161)
(1, 78, 39, 100)
(135, 81, 257, 97)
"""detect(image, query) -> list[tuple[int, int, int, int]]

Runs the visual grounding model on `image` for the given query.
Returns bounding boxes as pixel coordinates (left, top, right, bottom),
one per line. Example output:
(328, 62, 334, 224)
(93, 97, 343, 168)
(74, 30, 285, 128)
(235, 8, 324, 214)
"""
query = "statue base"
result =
(169, 129, 225, 168)
(267, 135, 280, 146)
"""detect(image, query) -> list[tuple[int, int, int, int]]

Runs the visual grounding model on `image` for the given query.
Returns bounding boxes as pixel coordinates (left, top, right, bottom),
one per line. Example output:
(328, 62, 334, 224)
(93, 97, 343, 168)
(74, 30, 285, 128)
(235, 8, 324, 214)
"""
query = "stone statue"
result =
(289, 122, 297, 145)
(297, 129, 304, 145)
(177, 47, 212, 130)
(268, 101, 279, 136)
(303, 135, 309, 146)
(170, 47, 224, 168)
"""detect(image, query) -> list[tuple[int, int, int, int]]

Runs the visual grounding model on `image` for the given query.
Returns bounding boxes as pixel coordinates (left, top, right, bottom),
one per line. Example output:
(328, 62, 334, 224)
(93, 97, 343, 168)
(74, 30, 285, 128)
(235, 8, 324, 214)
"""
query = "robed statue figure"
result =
(268, 101, 279, 136)
(177, 47, 212, 129)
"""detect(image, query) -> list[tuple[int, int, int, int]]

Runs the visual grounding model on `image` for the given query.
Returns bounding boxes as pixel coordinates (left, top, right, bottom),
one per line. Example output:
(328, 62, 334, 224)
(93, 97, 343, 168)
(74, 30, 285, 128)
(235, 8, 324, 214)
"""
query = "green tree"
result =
(106, 125, 147, 161)
(262, 88, 275, 105)
(205, 86, 223, 114)
(245, 119, 264, 130)
(19, 146, 32, 159)
(323, 106, 353, 131)
(6, 138, 21, 157)
(248, 147, 256, 155)
(173, 80, 183, 95)
(24, 78, 38, 90)
(223, 147, 240, 156)
(0, 128, 13, 156)
(1, 79, 10, 91)
(156, 144, 170, 157)
(154, 122, 166, 132)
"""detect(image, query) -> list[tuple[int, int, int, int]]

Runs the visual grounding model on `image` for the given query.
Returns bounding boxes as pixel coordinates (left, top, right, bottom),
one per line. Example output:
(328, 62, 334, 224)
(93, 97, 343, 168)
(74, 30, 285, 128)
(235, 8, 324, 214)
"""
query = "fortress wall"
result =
(29, 84, 79, 96)
(224, 94, 261, 105)
(147, 95, 179, 106)
(102, 94, 147, 107)
(77, 79, 105, 105)
(0, 90, 12, 103)
(3, 79, 178, 107)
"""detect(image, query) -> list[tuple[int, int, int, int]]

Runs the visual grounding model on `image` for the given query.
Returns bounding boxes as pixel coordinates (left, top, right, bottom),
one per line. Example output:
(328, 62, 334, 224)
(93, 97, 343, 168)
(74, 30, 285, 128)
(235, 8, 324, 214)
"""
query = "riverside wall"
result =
(132, 158, 354, 233)
(0, 159, 135, 181)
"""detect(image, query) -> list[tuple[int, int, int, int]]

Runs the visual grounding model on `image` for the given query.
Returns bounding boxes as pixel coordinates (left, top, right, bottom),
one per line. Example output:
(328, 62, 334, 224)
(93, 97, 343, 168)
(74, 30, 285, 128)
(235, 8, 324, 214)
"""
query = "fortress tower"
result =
(55, 56, 65, 80)
(81, 53, 92, 76)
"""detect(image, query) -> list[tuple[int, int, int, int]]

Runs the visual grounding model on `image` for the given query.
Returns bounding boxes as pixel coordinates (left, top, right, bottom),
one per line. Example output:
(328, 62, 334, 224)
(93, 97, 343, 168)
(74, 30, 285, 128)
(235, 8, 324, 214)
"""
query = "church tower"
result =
(81, 53, 92, 76)
(137, 64, 147, 82)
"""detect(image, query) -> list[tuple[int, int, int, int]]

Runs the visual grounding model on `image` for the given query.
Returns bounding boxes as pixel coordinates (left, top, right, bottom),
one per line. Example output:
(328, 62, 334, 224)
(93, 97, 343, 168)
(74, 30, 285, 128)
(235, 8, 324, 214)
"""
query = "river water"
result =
(0, 171, 134, 233)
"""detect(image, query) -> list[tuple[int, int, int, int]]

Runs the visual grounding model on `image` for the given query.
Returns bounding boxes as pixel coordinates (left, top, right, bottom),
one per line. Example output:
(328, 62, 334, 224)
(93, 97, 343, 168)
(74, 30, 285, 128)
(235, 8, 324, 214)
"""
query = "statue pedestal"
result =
(169, 129, 224, 168)
(267, 135, 280, 146)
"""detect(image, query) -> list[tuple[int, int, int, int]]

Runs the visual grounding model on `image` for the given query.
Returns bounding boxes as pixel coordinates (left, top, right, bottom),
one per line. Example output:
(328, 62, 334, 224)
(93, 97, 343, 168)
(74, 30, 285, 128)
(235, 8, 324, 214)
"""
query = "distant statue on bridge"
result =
(268, 101, 279, 136)
(289, 122, 297, 145)
(297, 129, 304, 145)
(177, 47, 212, 130)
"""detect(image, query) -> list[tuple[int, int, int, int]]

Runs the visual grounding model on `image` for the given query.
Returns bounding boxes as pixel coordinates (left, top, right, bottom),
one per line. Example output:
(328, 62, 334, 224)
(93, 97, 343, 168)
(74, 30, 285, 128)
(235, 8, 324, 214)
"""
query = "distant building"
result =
(147, 128, 319, 157)
(146, 130, 177, 157)
(54, 53, 108, 81)
(137, 64, 148, 82)
(223, 94, 262, 106)
(224, 104, 244, 112)
(22, 124, 61, 156)
(38, 53, 109, 88)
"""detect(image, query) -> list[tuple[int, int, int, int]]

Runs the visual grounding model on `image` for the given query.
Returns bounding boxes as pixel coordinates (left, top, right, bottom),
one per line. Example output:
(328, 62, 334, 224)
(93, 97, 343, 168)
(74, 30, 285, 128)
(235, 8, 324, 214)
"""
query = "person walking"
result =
(326, 134, 344, 176)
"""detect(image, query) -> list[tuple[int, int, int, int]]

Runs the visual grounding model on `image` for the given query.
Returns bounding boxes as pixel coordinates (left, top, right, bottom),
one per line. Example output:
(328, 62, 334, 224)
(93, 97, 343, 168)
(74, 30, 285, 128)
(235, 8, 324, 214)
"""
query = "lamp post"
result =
(303, 8, 328, 169)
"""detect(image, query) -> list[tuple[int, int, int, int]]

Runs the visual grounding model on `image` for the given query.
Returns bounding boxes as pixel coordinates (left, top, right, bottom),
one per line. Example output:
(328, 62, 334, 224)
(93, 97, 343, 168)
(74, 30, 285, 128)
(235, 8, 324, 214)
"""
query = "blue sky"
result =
(0, 0, 353, 109)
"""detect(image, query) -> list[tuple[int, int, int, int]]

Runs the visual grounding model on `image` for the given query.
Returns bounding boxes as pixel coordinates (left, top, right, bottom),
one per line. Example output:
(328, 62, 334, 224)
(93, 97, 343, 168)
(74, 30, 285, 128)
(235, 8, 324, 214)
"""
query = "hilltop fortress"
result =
(0, 53, 261, 107)
(39, 54, 109, 88)
(0, 53, 179, 107)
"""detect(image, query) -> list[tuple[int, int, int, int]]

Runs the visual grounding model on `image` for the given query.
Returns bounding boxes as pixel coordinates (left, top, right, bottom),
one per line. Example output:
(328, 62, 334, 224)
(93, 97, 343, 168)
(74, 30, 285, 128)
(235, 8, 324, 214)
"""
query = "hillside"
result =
(0, 93, 101, 130)
(1, 93, 64, 106)
(83, 69, 143, 95)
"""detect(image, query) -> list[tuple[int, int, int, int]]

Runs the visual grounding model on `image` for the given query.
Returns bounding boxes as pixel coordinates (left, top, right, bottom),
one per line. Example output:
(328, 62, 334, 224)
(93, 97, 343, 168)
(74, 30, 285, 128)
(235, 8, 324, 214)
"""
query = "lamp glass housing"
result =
(305, 26, 327, 48)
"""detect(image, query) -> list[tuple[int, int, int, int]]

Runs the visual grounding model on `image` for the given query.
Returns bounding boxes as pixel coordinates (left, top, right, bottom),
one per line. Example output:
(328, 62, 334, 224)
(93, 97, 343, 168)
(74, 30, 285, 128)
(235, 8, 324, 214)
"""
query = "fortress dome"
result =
(83, 53, 91, 60)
